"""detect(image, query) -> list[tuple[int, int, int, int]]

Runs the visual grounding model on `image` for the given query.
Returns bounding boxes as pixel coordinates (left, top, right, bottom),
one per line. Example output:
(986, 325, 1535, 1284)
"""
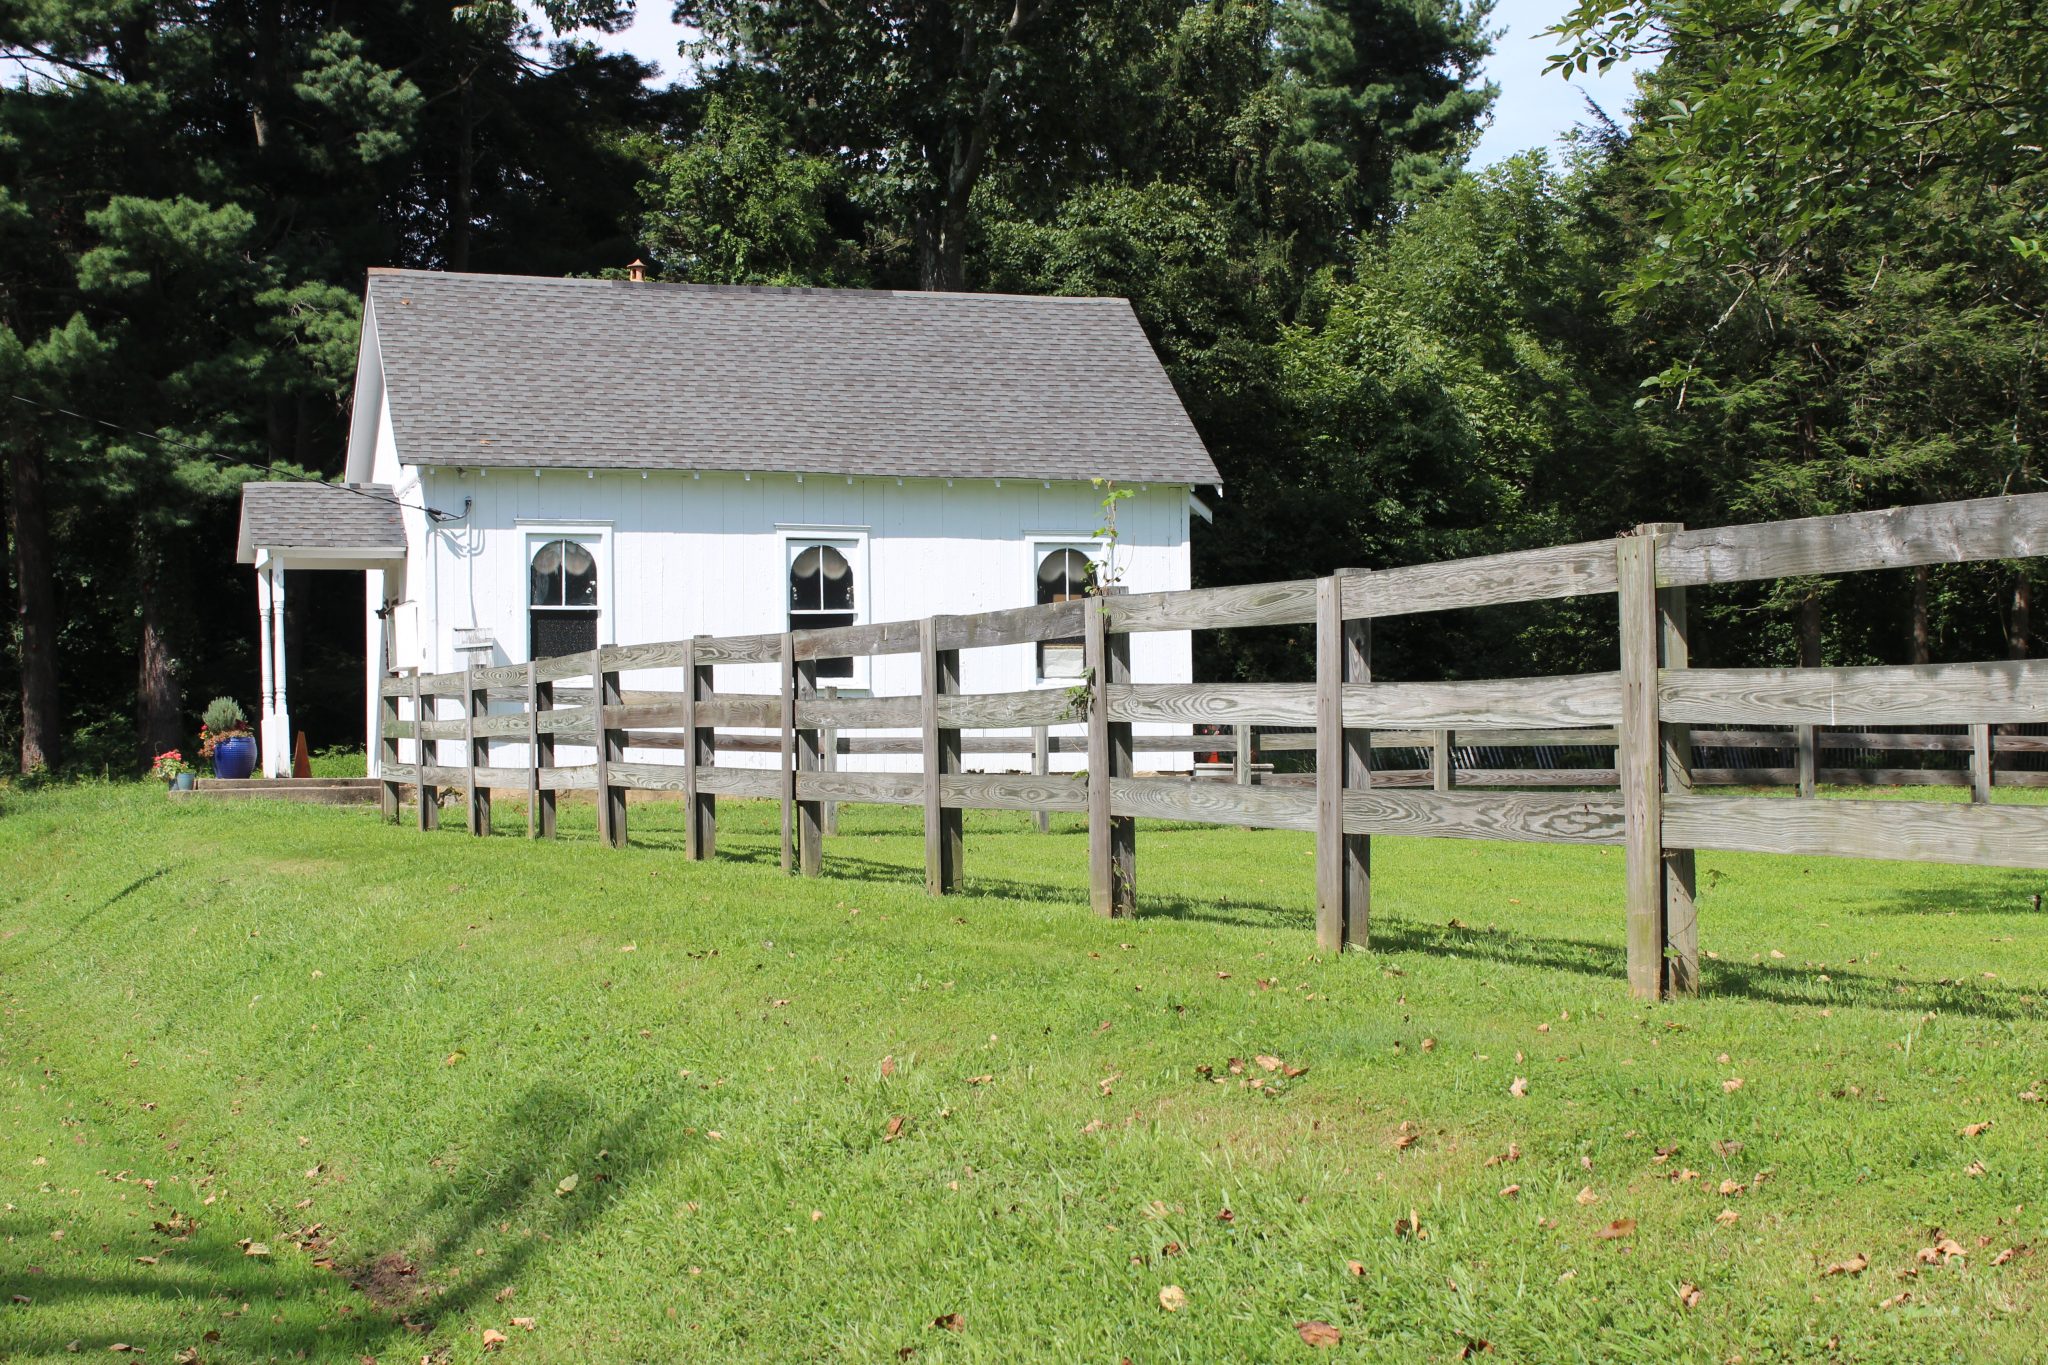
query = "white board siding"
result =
(383, 465, 1195, 774)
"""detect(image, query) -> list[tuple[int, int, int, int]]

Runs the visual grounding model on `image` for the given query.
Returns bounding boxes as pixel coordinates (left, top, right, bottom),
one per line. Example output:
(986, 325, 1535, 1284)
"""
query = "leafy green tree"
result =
(673, 0, 1167, 291)
(628, 94, 867, 285)
(1, 0, 661, 770)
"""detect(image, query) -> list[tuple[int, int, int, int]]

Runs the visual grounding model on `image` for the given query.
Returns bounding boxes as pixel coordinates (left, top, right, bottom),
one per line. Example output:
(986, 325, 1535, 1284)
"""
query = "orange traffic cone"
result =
(292, 731, 311, 779)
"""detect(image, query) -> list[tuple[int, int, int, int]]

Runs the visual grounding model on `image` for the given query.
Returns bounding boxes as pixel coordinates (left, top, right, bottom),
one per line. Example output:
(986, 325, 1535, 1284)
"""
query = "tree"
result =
(0, 0, 663, 770)
(673, 0, 1175, 290)
(628, 94, 866, 285)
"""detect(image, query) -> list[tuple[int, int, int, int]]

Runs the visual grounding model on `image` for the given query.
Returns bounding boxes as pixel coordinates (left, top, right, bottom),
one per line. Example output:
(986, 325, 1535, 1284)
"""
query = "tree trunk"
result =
(450, 73, 475, 272)
(1799, 591, 1822, 669)
(2015, 570, 2032, 660)
(8, 441, 62, 772)
(1910, 565, 1930, 664)
(914, 200, 971, 292)
(134, 529, 182, 766)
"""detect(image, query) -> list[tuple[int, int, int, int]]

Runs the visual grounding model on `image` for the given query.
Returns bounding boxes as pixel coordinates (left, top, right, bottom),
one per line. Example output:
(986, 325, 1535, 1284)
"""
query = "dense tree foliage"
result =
(2, 0, 2041, 771)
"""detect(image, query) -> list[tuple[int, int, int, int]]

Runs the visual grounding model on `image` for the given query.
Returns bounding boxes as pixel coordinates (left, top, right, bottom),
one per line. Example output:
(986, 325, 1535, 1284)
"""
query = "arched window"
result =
(1036, 548, 1095, 679)
(790, 544, 856, 678)
(529, 538, 598, 659)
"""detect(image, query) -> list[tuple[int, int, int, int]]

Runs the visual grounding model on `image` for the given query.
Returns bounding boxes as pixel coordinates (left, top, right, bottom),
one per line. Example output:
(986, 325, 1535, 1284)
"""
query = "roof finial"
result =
(627, 258, 646, 283)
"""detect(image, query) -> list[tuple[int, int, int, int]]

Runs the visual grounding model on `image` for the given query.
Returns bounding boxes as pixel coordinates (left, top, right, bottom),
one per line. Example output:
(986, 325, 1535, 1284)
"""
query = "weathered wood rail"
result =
(377, 491, 2048, 999)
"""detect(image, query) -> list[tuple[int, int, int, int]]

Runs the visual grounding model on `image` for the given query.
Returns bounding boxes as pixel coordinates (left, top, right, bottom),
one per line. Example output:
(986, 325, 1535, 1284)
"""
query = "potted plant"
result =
(151, 749, 195, 791)
(200, 697, 258, 780)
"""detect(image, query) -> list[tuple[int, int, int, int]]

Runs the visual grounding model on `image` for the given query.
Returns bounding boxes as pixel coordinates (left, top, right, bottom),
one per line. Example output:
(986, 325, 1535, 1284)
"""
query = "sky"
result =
(545, 0, 1654, 172)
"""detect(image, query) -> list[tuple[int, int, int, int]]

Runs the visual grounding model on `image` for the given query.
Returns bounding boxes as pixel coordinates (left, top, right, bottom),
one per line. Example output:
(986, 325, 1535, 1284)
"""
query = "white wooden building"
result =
(239, 268, 1221, 779)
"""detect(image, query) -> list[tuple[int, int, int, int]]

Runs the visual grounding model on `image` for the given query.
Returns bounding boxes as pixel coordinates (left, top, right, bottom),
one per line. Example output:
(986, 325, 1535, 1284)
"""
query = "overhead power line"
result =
(5, 391, 464, 522)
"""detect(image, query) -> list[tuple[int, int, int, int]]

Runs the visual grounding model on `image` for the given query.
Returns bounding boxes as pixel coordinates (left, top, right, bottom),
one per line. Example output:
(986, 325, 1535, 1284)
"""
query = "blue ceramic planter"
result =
(213, 733, 258, 780)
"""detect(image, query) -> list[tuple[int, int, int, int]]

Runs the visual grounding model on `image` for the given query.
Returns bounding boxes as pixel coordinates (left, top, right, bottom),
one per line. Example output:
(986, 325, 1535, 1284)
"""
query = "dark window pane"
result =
(1037, 548, 1091, 676)
(562, 541, 597, 606)
(791, 609, 855, 678)
(530, 539, 566, 606)
(790, 545, 854, 612)
(1037, 549, 1093, 605)
(530, 609, 597, 659)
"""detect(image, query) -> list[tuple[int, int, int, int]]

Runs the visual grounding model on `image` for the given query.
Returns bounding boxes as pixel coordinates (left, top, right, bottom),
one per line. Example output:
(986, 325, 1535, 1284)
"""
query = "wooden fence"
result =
(378, 492, 2048, 999)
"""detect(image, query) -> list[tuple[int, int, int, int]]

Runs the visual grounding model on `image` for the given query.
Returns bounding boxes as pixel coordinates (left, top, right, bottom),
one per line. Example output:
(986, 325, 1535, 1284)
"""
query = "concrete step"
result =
(193, 776, 380, 790)
(173, 781, 380, 806)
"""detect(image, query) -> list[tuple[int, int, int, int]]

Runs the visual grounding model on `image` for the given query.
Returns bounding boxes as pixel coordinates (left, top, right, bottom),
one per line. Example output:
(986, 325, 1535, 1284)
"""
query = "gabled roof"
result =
(237, 482, 407, 563)
(363, 269, 1221, 486)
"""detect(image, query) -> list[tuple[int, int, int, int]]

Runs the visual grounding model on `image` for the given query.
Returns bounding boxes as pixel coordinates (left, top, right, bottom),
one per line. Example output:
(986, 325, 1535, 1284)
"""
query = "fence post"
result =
(1233, 722, 1252, 786)
(594, 649, 626, 849)
(1653, 524, 1699, 997)
(465, 662, 491, 836)
(1031, 725, 1051, 833)
(684, 636, 715, 859)
(1341, 591, 1372, 950)
(412, 671, 438, 832)
(795, 654, 823, 877)
(527, 661, 554, 839)
(1970, 723, 1994, 803)
(778, 633, 796, 874)
(821, 685, 841, 837)
(1617, 530, 1668, 1000)
(1796, 724, 1817, 797)
(378, 681, 401, 822)
(921, 617, 964, 894)
(1431, 729, 1456, 792)
(1315, 577, 1370, 951)
(1085, 594, 1134, 916)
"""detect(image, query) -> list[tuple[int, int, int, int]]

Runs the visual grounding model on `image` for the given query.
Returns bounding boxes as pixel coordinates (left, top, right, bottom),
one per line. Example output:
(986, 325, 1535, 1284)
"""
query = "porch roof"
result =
(237, 481, 407, 564)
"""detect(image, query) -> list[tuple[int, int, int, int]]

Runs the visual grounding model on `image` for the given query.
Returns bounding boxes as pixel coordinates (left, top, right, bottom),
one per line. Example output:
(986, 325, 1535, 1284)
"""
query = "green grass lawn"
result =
(2, 781, 2044, 1363)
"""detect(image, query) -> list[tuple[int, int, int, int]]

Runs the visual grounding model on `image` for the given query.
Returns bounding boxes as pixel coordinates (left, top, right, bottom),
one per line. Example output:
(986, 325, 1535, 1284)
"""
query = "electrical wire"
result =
(5, 391, 463, 521)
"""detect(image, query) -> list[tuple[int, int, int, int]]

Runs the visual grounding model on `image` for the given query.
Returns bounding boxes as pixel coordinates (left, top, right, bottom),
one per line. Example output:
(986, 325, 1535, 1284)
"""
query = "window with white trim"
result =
(529, 537, 599, 659)
(789, 542, 857, 678)
(1035, 546, 1097, 680)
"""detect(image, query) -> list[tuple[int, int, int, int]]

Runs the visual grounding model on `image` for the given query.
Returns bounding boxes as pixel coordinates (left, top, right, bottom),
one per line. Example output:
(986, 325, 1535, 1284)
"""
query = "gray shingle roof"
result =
(365, 269, 1221, 485)
(237, 482, 407, 562)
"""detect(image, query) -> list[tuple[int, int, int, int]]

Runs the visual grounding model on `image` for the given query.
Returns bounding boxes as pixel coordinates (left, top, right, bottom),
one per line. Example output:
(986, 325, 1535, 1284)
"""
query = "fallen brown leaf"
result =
(510, 1317, 535, 1331)
(1595, 1219, 1636, 1240)
(1722, 1078, 1744, 1093)
(1344, 1259, 1365, 1276)
(1879, 1291, 1911, 1310)
(1677, 1282, 1702, 1309)
(1714, 1209, 1739, 1227)
(482, 1328, 508, 1351)
(1499, 1184, 1521, 1199)
(1158, 1285, 1187, 1312)
(881, 1055, 896, 1078)
(1254, 1055, 1282, 1072)
(1960, 1121, 1992, 1137)
(933, 1313, 965, 1333)
(1296, 1321, 1342, 1348)
(884, 1115, 909, 1141)
(1509, 1076, 1529, 1098)
(1821, 1254, 1868, 1277)
(1575, 1187, 1599, 1206)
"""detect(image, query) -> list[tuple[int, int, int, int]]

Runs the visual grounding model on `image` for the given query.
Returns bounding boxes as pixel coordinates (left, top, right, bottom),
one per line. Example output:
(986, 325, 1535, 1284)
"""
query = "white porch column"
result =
(256, 556, 278, 775)
(269, 561, 292, 778)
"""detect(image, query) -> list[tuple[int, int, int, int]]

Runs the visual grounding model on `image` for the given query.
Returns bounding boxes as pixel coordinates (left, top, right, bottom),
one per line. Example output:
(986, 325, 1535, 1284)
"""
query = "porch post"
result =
(256, 557, 277, 775)
(269, 561, 292, 778)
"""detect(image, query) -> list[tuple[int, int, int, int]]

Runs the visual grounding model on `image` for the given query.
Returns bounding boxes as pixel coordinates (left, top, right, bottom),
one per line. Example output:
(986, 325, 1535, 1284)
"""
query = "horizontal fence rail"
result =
(374, 490, 2048, 1000)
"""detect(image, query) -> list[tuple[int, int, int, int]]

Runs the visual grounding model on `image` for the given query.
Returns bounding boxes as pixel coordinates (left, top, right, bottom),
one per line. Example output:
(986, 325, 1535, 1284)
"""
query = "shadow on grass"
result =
(1842, 867, 2048, 918)
(1361, 919, 2042, 1022)
(0, 1083, 687, 1361)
